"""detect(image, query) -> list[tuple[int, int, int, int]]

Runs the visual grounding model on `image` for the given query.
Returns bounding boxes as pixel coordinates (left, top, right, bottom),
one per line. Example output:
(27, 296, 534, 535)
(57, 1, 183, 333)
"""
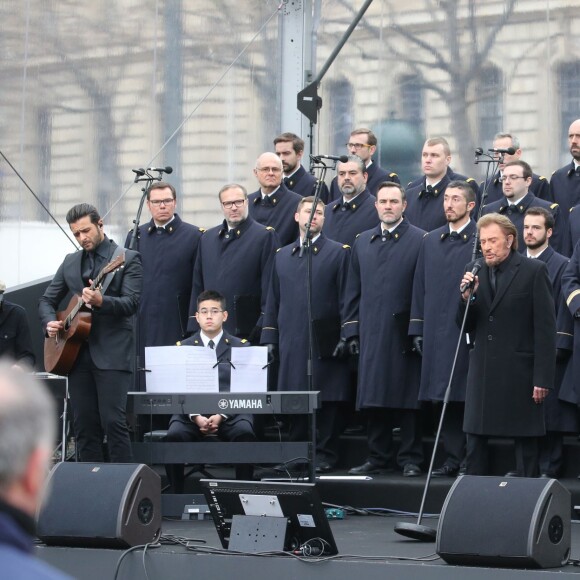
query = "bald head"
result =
(254, 152, 283, 193)
(569, 119, 580, 162)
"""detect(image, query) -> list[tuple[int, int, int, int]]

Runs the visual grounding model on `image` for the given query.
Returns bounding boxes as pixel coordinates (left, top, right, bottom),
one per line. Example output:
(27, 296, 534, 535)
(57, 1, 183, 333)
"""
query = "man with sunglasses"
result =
(482, 161, 563, 254)
(188, 183, 279, 343)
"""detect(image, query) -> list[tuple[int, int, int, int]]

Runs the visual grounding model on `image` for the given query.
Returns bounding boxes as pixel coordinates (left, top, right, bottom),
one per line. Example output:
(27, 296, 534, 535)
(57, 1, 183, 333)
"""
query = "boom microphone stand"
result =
(299, 156, 333, 482)
(394, 149, 497, 541)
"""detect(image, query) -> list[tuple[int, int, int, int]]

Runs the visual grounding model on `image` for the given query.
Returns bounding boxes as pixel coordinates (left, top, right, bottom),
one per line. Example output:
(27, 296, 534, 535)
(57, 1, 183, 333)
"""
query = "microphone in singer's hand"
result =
(147, 166, 173, 174)
(488, 147, 516, 155)
(460, 261, 483, 293)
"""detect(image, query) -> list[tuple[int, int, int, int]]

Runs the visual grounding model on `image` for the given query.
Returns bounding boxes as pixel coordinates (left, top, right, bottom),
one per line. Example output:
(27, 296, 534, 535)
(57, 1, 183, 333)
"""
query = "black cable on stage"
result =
(0, 149, 77, 249)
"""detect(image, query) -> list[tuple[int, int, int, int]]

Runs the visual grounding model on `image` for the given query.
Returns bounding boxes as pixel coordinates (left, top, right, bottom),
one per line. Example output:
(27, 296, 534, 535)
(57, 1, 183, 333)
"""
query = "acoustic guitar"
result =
(44, 254, 125, 375)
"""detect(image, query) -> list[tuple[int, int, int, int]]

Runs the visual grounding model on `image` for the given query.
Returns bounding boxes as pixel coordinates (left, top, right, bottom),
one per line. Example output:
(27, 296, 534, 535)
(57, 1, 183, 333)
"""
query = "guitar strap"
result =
(99, 245, 126, 296)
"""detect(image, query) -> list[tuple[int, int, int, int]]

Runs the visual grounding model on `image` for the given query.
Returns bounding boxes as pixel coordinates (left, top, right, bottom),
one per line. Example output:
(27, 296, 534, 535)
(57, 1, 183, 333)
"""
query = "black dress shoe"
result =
(432, 464, 459, 477)
(315, 461, 334, 474)
(403, 463, 422, 477)
(348, 461, 385, 475)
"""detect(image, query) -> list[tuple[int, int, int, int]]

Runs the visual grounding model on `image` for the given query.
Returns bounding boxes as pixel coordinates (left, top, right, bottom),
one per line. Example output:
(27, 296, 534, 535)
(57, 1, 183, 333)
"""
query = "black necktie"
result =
(283, 176, 291, 187)
(576, 166, 580, 176)
(262, 195, 272, 206)
(449, 231, 460, 241)
(208, 340, 215, 350)
(490, 267, 499, 297)
(509, 204, 520, 213)
(381, 231, 391, 241)
(341, 202, 351, 212)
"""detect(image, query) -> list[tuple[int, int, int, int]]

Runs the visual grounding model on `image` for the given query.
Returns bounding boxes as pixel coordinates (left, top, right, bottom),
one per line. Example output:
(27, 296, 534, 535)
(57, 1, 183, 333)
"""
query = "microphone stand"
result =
(126, 168, 166, 393)
(301, 156, 332, 482)
(127, 169, 165, 251)
(394, 148, 495, 542)
(394, 280, 478, 541)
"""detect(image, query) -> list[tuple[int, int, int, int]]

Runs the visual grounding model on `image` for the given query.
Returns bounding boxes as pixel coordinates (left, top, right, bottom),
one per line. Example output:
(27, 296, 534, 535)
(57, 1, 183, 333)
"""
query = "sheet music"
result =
(230, 346, 268, 393)
(145, 346, 219, 393)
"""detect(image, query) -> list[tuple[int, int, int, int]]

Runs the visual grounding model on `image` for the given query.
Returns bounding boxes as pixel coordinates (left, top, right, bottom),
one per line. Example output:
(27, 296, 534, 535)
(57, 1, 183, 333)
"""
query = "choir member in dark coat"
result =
(481, 161, 563, 254)
(0, 295, 35, 369)
(125, 181, 203, 388)
(324, 155, 379, 247)
(165, 291, 255, 492)
(342, 182, 425, 477)
(479, 132, 550, 204)
(187, 184, 279, 342)
(328, 128, 399, 202)
(274, 132, 329, 202)
(459, 213, 556, 477)
(405, 137, 477, 231)
(550, 119, 580, 216)
(261, 196, 351, 472)
(523, 208, 578, 477)
(248, 152, 302, 246)
(409, 181, 477, 477)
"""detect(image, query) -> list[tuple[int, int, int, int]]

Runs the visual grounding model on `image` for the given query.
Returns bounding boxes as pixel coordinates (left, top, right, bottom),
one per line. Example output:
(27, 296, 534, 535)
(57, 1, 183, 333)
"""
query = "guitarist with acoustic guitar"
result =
(39, 203, 142, 463)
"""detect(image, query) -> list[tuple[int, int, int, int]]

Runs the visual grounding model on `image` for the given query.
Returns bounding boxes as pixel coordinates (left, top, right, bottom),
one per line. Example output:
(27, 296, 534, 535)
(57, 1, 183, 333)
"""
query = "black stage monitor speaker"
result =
(37, 463, 162, 548)
(437, 475, 570, 569)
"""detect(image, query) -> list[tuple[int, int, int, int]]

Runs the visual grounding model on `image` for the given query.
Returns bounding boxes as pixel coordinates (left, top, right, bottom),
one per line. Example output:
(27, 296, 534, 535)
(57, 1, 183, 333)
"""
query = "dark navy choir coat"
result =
(342, 219, 425, 409)
(459, 251, 556, 437)
(481, 193, 563, 255)
(409, 220, 477, 403)
(187, 217, 279, 335)
(479, 172, 550, 205)
(125, 214, 203, 346)
(0, 301, 35, 367)
(405, 170, 477, 232)
(169, 331, 253, 428)
(248, 184, 302, 246)
(284, 165, 330, 203)
(564, 205, 580, 257)
(323, 189, 379, 247)
(261, 234, 351, 401)
(550, 162, 580, 215)
(561, 242, 580, 406)
(328, 162, 399, 202)
(535, 247, 578, 433)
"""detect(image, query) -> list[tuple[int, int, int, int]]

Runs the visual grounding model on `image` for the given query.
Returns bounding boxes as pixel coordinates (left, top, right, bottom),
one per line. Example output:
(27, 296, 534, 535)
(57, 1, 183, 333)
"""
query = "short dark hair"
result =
(296, 195, 325, 212)
(524, 206, 555, 230)
(376, 181, 407, 202)
(273, 132, 304, 153)
(351, 128, 377, 147)
(65, 203, 101, 226)
(504, 160, 532, 180)
(447, 180, 476, 204)
(197, 290, 226, 310)
(147, 181, 176, 200)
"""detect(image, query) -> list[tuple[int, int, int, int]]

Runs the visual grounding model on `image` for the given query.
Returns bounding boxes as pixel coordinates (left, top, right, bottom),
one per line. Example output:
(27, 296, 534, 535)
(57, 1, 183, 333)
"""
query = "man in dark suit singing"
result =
(39, 203, 142, 463)
(165, 290, 255, 492)
(459, 213, 556, 477)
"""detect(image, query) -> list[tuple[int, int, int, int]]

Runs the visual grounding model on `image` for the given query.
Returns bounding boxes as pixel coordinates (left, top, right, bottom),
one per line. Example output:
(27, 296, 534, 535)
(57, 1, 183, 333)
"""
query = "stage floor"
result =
(38, 512, 580, 580)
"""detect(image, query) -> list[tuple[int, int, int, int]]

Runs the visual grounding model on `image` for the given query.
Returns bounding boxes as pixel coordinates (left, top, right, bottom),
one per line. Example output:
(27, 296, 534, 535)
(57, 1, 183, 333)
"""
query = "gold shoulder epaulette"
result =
(241, 339, 248, 343)
(342, 244, 350, 249)
(539, 175, 546, 181)
(266, 226, 275, 231)
(550, 203, 559, 210)
(199, 227, 206, 233)
(176, 341, 182, 346)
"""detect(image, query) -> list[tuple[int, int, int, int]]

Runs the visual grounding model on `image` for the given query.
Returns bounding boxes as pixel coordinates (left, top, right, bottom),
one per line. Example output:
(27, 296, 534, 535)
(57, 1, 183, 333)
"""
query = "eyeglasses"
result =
(198, 308, 223, 316)
(502, 175, 526, 182)
(149, 198, 175, 206)
(346, 142, 371, 150)
(222, 199, 246, 209)
(257, 166, 282, 174)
